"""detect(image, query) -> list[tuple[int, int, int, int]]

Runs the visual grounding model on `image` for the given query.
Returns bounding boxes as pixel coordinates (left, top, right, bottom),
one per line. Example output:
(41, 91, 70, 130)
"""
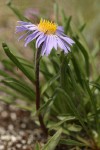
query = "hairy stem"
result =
(35, 48, 48, 136)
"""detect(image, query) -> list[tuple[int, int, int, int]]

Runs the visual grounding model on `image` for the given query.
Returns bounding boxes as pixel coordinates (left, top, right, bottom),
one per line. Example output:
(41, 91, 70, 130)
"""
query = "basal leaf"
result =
(60, 139, 86, 146)
(42, 128, 62, 150)
(2, 43, 34, 83)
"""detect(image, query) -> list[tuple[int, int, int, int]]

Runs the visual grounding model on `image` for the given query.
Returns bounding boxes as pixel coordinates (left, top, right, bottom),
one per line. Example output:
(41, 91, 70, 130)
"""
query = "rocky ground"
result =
(0, 101, 68, 150)
(0, 101, 47, 150)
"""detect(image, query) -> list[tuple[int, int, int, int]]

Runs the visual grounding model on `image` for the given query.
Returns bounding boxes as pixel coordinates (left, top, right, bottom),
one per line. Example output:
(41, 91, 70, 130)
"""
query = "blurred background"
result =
(0, 0, 100, 58)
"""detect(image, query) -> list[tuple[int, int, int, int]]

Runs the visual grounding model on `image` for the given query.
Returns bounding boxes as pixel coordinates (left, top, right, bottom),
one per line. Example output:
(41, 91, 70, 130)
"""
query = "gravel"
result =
(0, 101, 46, 150)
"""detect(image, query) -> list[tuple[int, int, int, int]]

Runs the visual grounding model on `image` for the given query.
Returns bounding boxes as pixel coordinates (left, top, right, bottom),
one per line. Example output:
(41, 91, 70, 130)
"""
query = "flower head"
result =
(16, 19, 75, 56)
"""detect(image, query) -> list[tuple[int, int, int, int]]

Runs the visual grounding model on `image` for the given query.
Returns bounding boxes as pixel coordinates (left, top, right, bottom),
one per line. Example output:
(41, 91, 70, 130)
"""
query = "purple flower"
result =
(16, 19, 75, 56)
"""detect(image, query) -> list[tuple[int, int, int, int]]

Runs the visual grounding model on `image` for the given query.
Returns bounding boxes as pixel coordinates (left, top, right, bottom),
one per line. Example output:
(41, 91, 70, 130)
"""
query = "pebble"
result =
(19, 131, 25, 136)
(22, 140, 26, 144)
(22, 145, 27, 149)
(21, 123, 26, 129)
(0, 102, 47, 150)
(0, 145, 4, 150)
(0, 106, 3, 112)
(1, 135, 11, 141)
(8, 124, 14, 130)
(11, 135, 17, 142)
(0, 127, 5, 135)
(10, 112, 17, 120)
(27, 134, 34, 144)
(16, 143, 22, 148)
(1, 111, 8, 118)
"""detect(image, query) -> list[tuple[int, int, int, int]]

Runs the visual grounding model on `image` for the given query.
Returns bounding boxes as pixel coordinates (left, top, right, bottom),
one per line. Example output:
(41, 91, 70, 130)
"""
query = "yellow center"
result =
(38, 18, 57, 34)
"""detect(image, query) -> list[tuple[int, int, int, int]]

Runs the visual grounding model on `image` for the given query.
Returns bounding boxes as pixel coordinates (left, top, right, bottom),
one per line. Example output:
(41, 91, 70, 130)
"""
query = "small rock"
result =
(22, 145, 27, 149)
(8, 124, 14, 130)
(10, 112, 16, 120)
(11, 135, 17, 142)
(22, 139, 26, 144)
(1, 135, 11, 141)
(16, 143, 22, 148)
(1, 111, 8, 118)
(0, 145, 4, 150)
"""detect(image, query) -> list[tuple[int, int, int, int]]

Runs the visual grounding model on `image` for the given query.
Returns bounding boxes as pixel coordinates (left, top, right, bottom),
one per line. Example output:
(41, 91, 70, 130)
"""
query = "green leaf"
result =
(71, 52, 84, 87)
(60, 139, 86, 146)
(7, 0, 28, 21)
(16, 56, 34, 69)
(35, 142, 41, 150)
(56, 88, 90, 136)
(38, 98, 53, 114)
(74, 38, 89, 77)
(67, 124, 82, 132)
(1, 78, 35, 101)
(90, 82, 100, 90)
(60, 54, 69, 90)
(41, 74, 59, 95)
(64, 16, 72, 34)
(49, 116, 75, 131)
(54, 2, 59, 23)
(0, 70, 10, 78)
(42, 128, 62, 150)
(2, 43, 34, 83)
(79, 23, 86, 32)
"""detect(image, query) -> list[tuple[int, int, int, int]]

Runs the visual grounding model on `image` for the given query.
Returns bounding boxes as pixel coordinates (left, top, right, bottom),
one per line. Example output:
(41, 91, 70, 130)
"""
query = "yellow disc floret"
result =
(38, 18, 57, 34)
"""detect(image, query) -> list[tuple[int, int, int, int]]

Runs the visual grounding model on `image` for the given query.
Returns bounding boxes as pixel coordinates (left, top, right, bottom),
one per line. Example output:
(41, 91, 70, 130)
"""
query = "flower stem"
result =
(35, 48, 48, 136)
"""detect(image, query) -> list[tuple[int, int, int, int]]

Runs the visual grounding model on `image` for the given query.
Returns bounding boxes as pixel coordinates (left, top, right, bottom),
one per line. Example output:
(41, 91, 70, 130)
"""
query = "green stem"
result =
(35, 48, 48, 136)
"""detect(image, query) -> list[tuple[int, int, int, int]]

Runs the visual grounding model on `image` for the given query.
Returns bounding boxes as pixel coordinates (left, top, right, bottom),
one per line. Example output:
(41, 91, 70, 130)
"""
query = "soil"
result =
(0, 100, 97, 150)
(0, 101, 68, 150)
(0, 101, 47, 150)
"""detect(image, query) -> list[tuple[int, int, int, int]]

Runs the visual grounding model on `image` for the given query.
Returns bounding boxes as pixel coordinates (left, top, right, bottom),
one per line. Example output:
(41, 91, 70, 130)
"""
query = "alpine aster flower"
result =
(16, 19, 75, 56)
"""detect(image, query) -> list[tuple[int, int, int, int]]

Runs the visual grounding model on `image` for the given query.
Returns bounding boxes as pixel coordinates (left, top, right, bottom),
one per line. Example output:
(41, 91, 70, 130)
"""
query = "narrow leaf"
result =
(42, 128, 62, 150)
(2, 43, 34, 83)
(60, 139, 86, 146)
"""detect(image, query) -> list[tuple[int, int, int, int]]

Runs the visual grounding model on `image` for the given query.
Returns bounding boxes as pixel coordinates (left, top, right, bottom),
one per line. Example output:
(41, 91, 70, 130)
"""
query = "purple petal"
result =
(52, 35, 57, 50)
(25, 30, 38, 41)
(17, 21, 32, 25)
(56, 27, 65, 36)
(41, 39, 47, 56)
(24, 30, 42, 47)
(59, 37, 71, 51)
(16, 21, 37, 32)
(41, 36, 53, 56)
(16, 26, 28, 33)
(45, 35, 54, 56)
(23, 25, 37, 31)
(57, 37, 68, 53)
(18, 31, 30, 41)
(60, 36, 75, 45)
(36, 34, 47, 49)
(57, 26, 64, 32)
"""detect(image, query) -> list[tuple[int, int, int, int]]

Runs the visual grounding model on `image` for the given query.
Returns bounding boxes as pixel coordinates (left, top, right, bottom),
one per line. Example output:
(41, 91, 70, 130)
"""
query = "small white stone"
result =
(11, 135, 17, 142)
(8, 124, 14, 130)
(10, 112, 16, 120)
(21, 123, 26, 128)
(0, 127, 5, 135)
(21, 139, 26, 144)
(1, 111, 8, 118)
(1, 135, 11, 141)
(8, 141, 13, 146)
(0, 145, 4, 150)
(27, 135, 33, 144)
(17, 136, 22, 141)
(0, 106, 3, 112)
(11, 148, 16, 150)
(16, 143, 22, 148)
(23, 145, 27, 149)
(8, 148, 12, 150)
(19, 131, 25, 136)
